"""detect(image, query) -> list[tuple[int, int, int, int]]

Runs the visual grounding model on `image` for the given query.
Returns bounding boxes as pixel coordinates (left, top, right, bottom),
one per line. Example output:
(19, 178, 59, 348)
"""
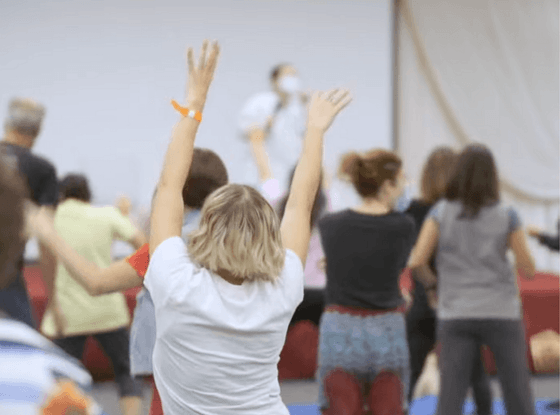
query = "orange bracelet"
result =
(171, 100, 202, 122)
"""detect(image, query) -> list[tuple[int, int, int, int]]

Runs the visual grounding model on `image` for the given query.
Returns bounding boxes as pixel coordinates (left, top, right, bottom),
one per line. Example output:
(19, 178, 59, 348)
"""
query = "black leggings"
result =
(437, 319, 535, 415)
(55, 327, 143, 398)
(406, 315, 492, 415)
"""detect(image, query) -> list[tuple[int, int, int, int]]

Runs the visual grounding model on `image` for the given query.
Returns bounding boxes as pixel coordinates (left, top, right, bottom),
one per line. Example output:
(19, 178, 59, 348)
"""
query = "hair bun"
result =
(338, 148, 402, 198)
(338, 152, 361, 181)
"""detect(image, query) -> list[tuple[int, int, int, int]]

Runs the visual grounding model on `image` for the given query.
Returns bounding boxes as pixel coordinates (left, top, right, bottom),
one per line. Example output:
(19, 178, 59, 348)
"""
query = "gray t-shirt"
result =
(429, 200, 522, 320)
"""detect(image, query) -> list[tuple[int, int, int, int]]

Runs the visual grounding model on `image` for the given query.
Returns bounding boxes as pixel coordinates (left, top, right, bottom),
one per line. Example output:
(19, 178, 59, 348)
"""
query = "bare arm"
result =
(28, 205, 143, 295)
(150, 41, 220, 256)
(128, 230, 148, 250)
(509, 229, 536, 278)
(412, 265, 438, 290)
(249, 128, 273, 183)
(408, 218, 440, 270)
(39, 237, 56, 304)
(38, 209, 57, 303)
(280, 90, 352, 263)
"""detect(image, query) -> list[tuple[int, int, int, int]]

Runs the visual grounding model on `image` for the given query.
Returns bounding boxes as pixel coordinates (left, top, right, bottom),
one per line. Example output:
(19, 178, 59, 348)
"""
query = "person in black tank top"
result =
(317, 149, 414, 415)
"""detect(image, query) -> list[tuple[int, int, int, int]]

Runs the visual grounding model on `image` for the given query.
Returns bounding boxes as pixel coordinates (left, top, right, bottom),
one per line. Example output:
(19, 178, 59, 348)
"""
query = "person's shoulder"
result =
(495, 202, 521, 231)
(320, 209, 352, 223)
(284, 248, 303, 272)
(100, 205, 122, 215)
(0, 316, 54, 349)
(92, 205, 127, 220)
(318, 209, 350, 230)
(145, 237, 193, 287)
(27, 150, 56, 175)
(0, 317, 89, 374)
(31, 151, 56, 169)
(495, 201, 516, 214)
(405, 199, 432, 215)
(85, 205, 127, 225)
(54, 199, 75, 216)
(1, 143, 55, 172)
(277, 249, 304, 302)
(481, 201, 514, 220)
(391, 211, 416, 231)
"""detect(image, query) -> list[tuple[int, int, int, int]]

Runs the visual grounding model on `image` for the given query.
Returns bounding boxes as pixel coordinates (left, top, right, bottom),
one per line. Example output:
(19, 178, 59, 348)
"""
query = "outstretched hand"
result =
(307, 89, 352, 132)
(526, 226, 542, 238)
(186, 40, 220, 111)
(115, 195, 132, 217)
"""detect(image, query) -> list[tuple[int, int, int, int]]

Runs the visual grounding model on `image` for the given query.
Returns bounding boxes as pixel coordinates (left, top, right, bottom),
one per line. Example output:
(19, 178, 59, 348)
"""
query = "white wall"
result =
(0, 0, 393, 214)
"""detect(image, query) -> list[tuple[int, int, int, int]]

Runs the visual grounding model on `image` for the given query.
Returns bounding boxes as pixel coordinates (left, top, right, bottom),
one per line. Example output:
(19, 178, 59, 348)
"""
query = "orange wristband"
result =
(171, 100, 202, 122)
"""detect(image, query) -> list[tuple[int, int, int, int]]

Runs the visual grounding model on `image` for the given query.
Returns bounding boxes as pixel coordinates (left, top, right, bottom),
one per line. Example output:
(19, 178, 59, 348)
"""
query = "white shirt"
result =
(144, 237, 304, 415)
(238, 91, 307, 191)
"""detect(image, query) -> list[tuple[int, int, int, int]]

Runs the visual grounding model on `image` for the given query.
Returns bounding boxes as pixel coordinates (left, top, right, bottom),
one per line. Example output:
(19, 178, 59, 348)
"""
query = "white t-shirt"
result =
(238, 91, 307, 191)
(144, 237, 304, 415)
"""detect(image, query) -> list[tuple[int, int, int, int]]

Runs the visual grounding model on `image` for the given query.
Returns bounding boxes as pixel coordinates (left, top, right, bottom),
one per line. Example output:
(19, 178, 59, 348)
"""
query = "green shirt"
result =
(41, 199, 137, 337)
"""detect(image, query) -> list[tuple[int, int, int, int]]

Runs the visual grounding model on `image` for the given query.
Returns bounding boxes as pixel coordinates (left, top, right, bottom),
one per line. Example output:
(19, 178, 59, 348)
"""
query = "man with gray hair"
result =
(0, 98, 62, 332)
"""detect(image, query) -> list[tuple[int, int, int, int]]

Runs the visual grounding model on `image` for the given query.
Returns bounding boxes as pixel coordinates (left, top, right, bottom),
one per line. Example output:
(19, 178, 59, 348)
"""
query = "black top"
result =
(319, 209, 415, 310)
(404, 199, 436, 320)
(0, 142, 58, 293)
(538, 221, 559, 252)
(0, 143, 58, 206)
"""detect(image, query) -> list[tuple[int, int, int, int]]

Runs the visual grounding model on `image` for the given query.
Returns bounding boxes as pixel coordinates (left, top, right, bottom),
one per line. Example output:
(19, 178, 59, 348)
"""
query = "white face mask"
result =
(278, 76, 302, 95)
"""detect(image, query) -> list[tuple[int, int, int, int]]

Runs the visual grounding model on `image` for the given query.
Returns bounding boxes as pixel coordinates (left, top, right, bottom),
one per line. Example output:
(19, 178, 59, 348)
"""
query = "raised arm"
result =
(150, 41, 220, 255)
(249, 128, 273, 183)
(27, 204, 143, 295)
(280, 90, 351, 263)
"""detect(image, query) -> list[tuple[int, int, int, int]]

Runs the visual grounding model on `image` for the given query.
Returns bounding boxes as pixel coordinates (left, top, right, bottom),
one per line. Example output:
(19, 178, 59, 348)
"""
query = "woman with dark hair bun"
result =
(409, 144, 537, 415)
(404, 147, 492, 413)
(317, 149, 415, 415)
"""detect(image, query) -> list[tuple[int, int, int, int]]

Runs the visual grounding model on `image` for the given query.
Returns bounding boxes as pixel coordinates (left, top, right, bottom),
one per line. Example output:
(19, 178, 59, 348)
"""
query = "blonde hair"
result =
(188, 184, 285, 282)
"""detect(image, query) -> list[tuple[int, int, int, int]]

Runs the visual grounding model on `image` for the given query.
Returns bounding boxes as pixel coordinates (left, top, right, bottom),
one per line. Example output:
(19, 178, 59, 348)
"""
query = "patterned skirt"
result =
(317, 305, 410, 410)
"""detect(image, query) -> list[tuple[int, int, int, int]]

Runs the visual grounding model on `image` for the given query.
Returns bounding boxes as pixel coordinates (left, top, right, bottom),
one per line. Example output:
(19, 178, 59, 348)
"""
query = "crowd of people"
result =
(0, 40, 557, 415)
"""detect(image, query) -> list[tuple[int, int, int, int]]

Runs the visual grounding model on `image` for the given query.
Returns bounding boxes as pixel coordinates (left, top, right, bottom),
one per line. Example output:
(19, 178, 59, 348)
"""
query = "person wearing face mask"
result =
(238, 63, 308, 198)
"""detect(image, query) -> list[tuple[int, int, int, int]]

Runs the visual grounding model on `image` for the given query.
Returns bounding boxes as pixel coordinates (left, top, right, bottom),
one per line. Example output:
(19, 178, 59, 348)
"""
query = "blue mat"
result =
(287, 398, 558, 414)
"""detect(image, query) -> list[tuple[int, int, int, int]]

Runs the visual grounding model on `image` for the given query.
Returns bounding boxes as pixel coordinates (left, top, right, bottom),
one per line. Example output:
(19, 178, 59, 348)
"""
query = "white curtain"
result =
(397, 0, 559, 272)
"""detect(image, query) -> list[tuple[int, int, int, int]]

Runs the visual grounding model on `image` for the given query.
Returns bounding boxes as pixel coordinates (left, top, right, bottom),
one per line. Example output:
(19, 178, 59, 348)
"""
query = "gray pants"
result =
(437, 319, 535, 415)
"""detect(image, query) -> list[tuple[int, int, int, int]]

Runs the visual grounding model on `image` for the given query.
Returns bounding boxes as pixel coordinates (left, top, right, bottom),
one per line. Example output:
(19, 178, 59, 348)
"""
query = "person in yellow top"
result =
(41, 173, 146, 415)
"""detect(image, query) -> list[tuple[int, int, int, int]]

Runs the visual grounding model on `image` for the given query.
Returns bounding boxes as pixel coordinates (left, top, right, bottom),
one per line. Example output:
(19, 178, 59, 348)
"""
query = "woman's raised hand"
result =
(186, 40, 220, 111)
(307, 89, 352, 132)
